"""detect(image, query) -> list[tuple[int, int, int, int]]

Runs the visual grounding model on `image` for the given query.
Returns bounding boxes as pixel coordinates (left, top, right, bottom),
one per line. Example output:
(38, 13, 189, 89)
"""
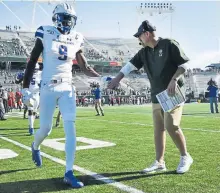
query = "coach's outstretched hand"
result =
(107, 77, 120, 89)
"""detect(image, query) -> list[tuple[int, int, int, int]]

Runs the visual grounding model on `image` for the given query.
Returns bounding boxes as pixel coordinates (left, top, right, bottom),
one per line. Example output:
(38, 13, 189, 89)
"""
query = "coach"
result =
(108, 20, 193, 174)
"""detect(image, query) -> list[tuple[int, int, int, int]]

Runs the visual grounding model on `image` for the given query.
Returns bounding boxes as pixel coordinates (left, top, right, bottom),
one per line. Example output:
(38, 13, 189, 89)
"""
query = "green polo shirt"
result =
(130, 38, 189, 103)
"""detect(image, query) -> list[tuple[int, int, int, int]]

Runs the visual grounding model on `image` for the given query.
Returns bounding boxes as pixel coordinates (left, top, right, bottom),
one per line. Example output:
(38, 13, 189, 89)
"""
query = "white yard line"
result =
(6, 110, 219, 119)
(104, 111, 220, 119)
(0, 136, 145, 193)
(78, 118, 220, 133)
(4, 112, 220, 133)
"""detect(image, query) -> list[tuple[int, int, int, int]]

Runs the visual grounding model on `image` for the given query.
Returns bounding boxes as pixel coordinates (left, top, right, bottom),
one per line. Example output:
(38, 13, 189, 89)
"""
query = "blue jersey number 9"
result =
(58, 45, 68, 60)
(30, 78, 35, 85)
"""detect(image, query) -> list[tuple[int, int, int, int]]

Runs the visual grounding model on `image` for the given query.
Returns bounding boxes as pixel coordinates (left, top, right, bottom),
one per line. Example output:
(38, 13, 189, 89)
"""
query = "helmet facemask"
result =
(52, 13, 77, 34)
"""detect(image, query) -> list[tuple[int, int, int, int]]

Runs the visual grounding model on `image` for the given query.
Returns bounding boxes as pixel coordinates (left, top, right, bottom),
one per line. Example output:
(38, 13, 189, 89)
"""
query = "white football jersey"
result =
(29, 68, 42, 93)
(35, 26, 84, 81)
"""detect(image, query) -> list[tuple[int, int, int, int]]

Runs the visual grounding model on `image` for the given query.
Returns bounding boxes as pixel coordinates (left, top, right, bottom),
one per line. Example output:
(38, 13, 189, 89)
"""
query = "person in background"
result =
(0, 85, 7, 120)
(207, 79, 219, 113)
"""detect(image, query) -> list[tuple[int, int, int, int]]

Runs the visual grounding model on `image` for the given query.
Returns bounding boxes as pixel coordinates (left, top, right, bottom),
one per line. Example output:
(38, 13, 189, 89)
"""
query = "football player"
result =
(55, 110, 61, 127)
(16, 63, 42, 135)
(92, 84, 104, 116)
(22, 3, 100, 188)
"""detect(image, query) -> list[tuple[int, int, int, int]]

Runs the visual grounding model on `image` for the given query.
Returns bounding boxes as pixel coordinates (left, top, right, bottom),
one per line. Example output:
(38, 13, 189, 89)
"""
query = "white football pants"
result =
(34, 81, 76, 172)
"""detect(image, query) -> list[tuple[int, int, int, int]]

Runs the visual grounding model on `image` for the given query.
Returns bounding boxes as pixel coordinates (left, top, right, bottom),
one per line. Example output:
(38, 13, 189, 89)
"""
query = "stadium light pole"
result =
(136, 2, 174, 37)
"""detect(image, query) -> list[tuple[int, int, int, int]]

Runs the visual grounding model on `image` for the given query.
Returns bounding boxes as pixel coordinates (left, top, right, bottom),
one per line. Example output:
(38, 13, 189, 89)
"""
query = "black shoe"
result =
(1, 118, 7, 121)
(101, 113, 104, 116)
(96, 114, 100, 116)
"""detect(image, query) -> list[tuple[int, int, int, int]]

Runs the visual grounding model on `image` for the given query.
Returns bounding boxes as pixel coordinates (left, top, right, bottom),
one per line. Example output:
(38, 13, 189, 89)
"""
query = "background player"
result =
(93, 84, 104, 116)
(55, 110, 61, 127)
(16, 63, 42, 135)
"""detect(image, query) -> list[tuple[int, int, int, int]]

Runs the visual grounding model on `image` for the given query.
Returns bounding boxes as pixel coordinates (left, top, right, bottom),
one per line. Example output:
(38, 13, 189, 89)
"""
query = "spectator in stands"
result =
(207, 79, 219, 113)
(108, 20, 193, 174)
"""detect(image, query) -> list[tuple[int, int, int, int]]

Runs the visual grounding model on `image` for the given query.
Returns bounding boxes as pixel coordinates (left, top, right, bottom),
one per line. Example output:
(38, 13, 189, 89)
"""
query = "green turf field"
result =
(0, 103, 220, 193)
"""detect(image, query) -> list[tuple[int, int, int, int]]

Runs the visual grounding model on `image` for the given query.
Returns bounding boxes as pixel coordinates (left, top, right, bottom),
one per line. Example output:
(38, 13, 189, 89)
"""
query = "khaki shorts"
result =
(152, 103, 183, 130)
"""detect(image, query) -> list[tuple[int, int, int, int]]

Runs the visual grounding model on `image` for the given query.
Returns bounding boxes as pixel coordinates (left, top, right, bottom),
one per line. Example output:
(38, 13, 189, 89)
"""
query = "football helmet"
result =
(52, 3, 77, 34)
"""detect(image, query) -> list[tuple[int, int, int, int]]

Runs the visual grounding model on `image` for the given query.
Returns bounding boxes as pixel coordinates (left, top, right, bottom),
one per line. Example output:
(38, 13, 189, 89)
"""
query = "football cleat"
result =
(31, 142, 42, 167)
(29, 128, 34, 135)
(64, 170, 84, 188)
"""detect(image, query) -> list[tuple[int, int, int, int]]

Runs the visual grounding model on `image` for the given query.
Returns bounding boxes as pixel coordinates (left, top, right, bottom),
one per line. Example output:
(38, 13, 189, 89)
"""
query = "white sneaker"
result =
(142, 160, 167, 173)
(176, 153, 193, 174)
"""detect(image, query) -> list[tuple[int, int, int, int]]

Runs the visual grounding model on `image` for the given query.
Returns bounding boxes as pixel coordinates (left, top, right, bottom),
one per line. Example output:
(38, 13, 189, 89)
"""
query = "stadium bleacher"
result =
(0, 29, 220, 98)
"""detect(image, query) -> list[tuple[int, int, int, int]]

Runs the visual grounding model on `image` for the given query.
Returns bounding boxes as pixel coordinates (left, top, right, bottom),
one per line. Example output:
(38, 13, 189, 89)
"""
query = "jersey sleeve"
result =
(129, 49, 144, 70)
(170, 39, 189, 67)
(35, 26, 44, 42)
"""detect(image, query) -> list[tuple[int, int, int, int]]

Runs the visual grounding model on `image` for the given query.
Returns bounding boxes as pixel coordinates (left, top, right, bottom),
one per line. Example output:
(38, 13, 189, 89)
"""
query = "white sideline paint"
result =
(5, 111, 220, 133)
(78, 118, 220, 133)
(106, 111, 220, 119)
(0, 136, 145, 193)
(6, 110, 219, 119)
(0, 149, 18, 159)
(42, 137, 116, 151)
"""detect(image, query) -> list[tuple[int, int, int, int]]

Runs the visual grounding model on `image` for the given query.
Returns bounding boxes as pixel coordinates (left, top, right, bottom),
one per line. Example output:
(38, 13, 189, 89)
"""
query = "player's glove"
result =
(16, 72, 24, 81)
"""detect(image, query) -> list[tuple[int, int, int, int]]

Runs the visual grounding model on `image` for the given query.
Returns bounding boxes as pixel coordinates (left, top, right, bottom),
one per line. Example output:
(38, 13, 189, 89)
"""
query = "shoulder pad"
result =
(35, 26, 44, 41)
(44, 26, 57, 35)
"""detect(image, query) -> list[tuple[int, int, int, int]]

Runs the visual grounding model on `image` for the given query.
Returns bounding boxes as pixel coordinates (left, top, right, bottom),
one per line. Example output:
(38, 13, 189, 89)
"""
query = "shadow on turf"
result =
(0, 171, 177, 192)
(0, 168, 36, 176)
(0, 175, 105, 193)
(99, 170, 177, 181)
(52, 115, 91, 119)
(182, 112, 211, 115)
(0, 133, 30, 137)
(0, 128, 28, 131)
(0, 128, 30, 136)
